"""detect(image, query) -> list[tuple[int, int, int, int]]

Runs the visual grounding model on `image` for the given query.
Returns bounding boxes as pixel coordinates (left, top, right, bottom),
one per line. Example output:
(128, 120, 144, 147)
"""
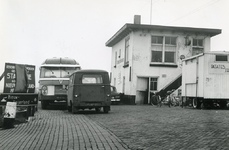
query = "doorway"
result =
(136, 77, 149, 104)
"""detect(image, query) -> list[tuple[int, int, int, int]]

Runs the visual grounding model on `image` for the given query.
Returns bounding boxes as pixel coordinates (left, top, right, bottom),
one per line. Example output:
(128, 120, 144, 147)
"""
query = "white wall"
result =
(110, 28, 212, 101)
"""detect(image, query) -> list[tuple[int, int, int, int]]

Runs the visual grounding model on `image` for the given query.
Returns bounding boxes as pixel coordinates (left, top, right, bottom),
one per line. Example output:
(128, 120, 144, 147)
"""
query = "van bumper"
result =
(73, 101, 111, 108)
(39, 95, 67, 101)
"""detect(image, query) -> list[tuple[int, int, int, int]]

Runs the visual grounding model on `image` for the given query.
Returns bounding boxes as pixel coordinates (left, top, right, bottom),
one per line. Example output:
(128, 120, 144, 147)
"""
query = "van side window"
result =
(82, 74, 103, 84)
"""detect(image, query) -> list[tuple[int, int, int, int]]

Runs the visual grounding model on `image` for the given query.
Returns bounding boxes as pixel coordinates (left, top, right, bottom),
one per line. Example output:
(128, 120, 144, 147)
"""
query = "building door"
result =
(136, 77, 149, 104)
(148, 77, 158, 104)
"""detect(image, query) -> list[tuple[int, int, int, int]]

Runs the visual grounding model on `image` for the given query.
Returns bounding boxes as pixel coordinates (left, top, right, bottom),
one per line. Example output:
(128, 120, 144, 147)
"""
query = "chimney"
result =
(134, 15, 141, 24)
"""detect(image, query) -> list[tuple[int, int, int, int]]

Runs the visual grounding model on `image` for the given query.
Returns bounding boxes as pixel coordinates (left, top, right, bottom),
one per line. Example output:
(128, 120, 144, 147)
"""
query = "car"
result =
(67, 69, 111, 113)
(110, 86, 122, 104)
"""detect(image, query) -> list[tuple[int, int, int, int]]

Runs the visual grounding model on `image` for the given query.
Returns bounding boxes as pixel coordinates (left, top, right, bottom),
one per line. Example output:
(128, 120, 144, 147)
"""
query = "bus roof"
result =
(42, 57, 80, 65)
(41, 57, 81, 67)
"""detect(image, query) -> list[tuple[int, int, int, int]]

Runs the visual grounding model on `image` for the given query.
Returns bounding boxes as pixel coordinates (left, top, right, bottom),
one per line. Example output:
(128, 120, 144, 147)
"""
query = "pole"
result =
(150, 0, 152, 24)
(0, 71, 5, 81)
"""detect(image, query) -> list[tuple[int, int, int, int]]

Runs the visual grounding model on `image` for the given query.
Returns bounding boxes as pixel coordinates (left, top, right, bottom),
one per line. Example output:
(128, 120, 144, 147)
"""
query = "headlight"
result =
(41, 85, 48, 95)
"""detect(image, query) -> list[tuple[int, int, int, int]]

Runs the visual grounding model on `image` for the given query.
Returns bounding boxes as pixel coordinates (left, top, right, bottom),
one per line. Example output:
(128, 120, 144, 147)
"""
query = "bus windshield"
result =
(40, 67, 80, 78)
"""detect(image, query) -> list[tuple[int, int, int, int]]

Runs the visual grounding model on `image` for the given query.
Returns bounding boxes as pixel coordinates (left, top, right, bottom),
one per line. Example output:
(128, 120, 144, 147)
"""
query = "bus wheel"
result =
(67, 102, 72, 112)
(95, 107, 101, 112)
(192, 98, 200, 109)
(103, 106, 109, 113)
(41, 101, 47, 109)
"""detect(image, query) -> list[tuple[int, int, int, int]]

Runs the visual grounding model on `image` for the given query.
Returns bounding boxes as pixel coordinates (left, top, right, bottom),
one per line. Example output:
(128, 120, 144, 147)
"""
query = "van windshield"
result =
(82, 74, 103, 84)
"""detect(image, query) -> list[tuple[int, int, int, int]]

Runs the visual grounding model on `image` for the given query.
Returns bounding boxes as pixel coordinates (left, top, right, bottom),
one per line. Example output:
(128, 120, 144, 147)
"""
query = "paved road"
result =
(86, 105, 229, 150)
(1, 104, 229, 150)
(0, 108, 130, 150)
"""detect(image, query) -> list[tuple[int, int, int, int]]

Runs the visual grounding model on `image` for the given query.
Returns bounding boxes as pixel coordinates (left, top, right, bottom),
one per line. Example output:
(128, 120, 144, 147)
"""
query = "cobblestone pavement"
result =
(1, 104, 229, 150)
(86, 105, 229, 150)
(0, 107, 130, 150)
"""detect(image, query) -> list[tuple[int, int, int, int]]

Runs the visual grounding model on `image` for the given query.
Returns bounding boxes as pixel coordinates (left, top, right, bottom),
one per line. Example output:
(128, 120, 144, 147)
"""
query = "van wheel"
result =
(103, 106, 109, 113)
(67, 102, 72, 112)
(72, 107, 79, 114)
(41, 101, 47, 109)
(71, 103, 78, 114)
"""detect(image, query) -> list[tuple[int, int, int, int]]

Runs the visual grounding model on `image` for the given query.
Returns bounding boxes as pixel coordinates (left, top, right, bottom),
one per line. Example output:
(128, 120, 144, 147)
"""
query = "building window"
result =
(151, 36, 176, 64)
(192, 39, 204, 56)
(114, 78, 116, 87)
(129, 67, 131, 81)
(124, 37, 129, 66)
(216, 55, 228, 61)
(114, 51, 117, 67)
(150, 78, 158, 91)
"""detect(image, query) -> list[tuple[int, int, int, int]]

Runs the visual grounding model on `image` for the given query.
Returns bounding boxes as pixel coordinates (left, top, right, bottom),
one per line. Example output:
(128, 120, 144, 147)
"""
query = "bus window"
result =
(61, 67, 80, 78)
(40, 67, 80, 78)
(40, 67, 61, 78)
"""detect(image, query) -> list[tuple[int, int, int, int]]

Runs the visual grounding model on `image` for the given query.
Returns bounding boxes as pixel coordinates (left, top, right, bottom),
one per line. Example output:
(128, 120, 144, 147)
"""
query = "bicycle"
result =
(150, 93, 162, 107)
(166, 90, 181, 107)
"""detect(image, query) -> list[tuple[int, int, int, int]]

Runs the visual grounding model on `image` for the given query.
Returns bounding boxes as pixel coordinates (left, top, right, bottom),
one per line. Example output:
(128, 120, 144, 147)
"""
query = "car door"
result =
(79, 73, 106, 102)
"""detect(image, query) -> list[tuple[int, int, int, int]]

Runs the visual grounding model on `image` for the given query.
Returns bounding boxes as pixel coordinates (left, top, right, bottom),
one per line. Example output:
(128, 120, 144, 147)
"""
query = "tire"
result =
(41, 101, 47, 110)
(200, 102, 205, 109)
(192, 98, 200, 109)
(168, 99, 171, 108)
(95, 107, 101, 112)
(103, 106, 109, 113)
(67, 101, 72, 112)
(71, 102, 78, 114)
(67, 105, 72, 112)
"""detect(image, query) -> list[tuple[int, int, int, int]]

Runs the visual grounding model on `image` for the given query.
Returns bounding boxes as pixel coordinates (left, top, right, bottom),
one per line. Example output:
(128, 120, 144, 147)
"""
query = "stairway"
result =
(157, 74, 182, 98)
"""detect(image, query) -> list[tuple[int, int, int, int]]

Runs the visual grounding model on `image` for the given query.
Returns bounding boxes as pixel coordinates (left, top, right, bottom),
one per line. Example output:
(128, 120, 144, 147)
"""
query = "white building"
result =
(106, 15, 221, 104)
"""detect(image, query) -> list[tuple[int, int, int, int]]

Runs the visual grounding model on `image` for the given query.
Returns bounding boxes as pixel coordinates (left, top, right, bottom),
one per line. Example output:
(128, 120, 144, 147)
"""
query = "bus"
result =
(38, 57, 81, 109)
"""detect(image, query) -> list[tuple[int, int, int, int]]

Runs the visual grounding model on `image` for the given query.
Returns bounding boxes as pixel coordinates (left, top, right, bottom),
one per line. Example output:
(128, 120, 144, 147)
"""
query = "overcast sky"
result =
(0, 0, 229, 89)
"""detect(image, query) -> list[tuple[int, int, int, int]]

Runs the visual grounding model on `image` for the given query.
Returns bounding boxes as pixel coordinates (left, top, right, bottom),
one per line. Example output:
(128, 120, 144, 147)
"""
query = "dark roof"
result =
(105, 23, 222, 47)
(42, 57, 80, 65)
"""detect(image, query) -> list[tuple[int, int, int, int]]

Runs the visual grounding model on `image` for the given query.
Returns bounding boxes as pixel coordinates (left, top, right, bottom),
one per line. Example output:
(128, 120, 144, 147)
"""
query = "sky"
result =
(0, 0, 229, 90)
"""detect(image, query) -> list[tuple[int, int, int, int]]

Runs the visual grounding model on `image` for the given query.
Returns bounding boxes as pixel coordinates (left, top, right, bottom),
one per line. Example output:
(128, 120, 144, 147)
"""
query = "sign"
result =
(4, 102, 17, 118)
(209, 63, 229, 74)
(4, 63, 36, 93)
(25, 65, 36, 93)
(180, 55, 185, 60)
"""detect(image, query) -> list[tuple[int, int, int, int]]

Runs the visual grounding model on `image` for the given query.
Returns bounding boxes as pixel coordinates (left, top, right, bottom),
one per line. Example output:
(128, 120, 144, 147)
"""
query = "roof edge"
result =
(106, 23, 222, 47)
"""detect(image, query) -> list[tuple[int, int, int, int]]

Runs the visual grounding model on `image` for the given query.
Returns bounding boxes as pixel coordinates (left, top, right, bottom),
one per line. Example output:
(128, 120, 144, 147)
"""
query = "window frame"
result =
(114, 51, 117, 67)
(151, 36, 177, 65)
(81, 74, 103, 84)
(192, 38, 204, 56)
(215, 55, 228, 62)
(150, 77, 158, 91)
(124, 37, 130, 67)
